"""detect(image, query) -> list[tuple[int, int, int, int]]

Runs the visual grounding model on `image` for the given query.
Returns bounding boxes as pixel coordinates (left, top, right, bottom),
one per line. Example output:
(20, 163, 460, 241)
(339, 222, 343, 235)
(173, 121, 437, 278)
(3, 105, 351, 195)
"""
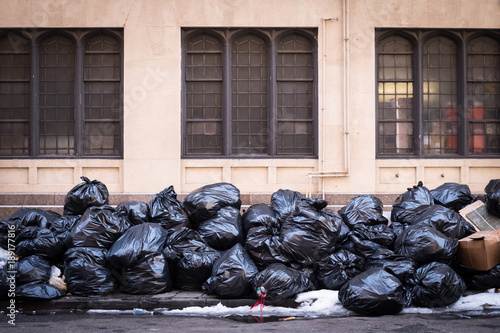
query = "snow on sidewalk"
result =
(87, 289, 500, 318)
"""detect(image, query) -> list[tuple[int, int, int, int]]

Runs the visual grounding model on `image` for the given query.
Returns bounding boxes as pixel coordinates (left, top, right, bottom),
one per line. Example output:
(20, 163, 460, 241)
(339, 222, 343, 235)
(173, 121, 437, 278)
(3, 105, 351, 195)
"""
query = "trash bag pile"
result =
(1, 177, 499, 316)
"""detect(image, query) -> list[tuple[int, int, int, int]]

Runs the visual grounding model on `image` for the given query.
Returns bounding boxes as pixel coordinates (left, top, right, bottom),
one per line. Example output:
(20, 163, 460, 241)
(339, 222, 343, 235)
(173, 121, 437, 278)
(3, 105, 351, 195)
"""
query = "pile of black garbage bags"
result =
(1, 177, 500, 316)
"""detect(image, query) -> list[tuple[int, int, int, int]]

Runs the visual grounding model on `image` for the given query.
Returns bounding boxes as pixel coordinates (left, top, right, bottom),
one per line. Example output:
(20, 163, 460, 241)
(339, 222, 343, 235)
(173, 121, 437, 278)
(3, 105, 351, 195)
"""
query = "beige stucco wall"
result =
(0, 0, 499, 196)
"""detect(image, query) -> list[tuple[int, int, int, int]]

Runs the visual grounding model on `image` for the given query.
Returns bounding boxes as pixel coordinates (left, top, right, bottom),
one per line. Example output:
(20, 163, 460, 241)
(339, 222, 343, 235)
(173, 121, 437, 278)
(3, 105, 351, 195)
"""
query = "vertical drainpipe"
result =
(306, 0, 350, 198)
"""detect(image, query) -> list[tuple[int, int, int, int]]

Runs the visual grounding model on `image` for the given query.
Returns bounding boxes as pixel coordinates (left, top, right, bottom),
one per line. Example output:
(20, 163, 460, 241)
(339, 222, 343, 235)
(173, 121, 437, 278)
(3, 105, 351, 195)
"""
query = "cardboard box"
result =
(457, 230, 500, 271)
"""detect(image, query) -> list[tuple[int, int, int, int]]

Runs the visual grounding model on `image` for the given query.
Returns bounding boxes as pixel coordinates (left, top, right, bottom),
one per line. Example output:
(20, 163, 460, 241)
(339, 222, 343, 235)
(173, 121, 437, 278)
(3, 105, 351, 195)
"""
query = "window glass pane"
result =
(84, 122, 120, 155)
(232, 33, 268, 155)
(277, 121, 313, 154)
(378, 121, 413, 154)
(186, 121, 222, 155)
(84, 82, 120, 119)
(378, 35, 413, 53)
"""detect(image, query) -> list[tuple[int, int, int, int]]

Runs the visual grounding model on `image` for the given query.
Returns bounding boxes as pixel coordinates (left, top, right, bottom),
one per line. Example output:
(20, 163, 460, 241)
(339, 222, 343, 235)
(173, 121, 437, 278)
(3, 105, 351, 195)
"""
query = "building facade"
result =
(0, 0, 499, 209)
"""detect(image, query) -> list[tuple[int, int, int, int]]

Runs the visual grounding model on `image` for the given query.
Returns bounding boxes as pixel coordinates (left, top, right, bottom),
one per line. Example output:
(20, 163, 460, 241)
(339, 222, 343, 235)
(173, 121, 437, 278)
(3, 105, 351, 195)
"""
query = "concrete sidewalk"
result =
(0, 290, 298, 314)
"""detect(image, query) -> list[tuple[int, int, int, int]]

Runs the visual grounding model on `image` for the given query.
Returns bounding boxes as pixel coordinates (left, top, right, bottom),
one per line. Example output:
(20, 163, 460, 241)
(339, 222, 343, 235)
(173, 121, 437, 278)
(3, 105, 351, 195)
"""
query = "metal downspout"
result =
(306, 0, 351, 198)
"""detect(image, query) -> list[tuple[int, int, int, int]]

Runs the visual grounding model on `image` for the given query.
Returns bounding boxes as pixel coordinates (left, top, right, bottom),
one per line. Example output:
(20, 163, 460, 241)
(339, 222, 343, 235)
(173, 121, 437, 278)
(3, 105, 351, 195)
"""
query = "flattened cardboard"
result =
(457, 230, 500, 271)
(459, 201, 500, 231)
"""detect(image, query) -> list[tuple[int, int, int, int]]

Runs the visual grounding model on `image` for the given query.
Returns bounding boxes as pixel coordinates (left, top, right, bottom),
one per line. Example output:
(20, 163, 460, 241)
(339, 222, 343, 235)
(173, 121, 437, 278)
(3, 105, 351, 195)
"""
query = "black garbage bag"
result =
(8, 208, 60, 230)
(0, 219, 15, 250)
(63, 176, 109, 216)
(389, 221, 409, 239)
(203, 243, 259, 298)
(454, 262, 500, 290)
(484, 179, 500, 218)
(351, 223, 395, 248)
(183, 182, 241, 226)
(394, 224, 458, 265)
(252, 263, 314, 303)
(364, 249, 416, 284)
(0, 261, 8, 299)
(116, 201, 150, 226)
(431, 182, 475, 212)
(470, 264, 500, 290)
(198, 206, 243, 250)
(64, 247, 115, 296)
(3, 209, 61, 253)
(391, 181, 433, 224)
(280, 198, 340, 265)
(339, 267, 408, 315)
(339, 236, 357, 254)
(68, 205, 130, 248)
(270, 189, 304, 223)
(412, 205, 475, 239)
(245, 218, 290, 270)
(120, 252, 172, 295)
(339, 195, 388, 228)
(317, 249, 365, 290)
(326, 209, 350, 244)
(15, 226, 65, 260)
(163, 227, 209, 267)
(16, 255, 51, 285)
(149, 186, 189, 232)
(50, 214, 81, 250)
(107, 223, 168, 270)
(409, 262, 466, 307)
(16, 283, 65, 301)
(345, 233, 386, 258)
(241, 203, 279, 237)
(175, 247, 221, 291)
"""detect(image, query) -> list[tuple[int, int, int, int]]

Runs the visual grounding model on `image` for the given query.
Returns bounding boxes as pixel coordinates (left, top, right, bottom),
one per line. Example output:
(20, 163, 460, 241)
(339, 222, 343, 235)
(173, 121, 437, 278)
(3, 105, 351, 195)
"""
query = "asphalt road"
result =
(1, 312, 499, 333)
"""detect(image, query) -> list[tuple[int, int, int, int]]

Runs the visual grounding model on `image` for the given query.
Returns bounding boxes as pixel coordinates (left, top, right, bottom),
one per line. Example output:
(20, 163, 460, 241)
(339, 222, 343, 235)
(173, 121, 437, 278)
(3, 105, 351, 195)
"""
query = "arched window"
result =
(422, 36, 458, 155)
(376, 29, 500, 158)
(84, 34, 121, 155)
(185, 33, 223, 155)
(183, 28, 317, 158)
(0, 33, 30, 155)
(39, 34, 76, 155)
(277, 33, 315, 155)
(0, 28, 123, 158)
(377, 34, 414, 155)
(231, 33, 268, 155)
(467, 35, 500, 154)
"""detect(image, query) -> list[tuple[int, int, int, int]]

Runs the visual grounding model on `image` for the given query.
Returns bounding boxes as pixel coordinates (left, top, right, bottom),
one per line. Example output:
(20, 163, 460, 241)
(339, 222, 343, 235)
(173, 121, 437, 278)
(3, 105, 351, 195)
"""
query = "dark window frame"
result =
(181, 27, 318, 159)
(376, 29, 500, 159)
(0, 28, 123, 159)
